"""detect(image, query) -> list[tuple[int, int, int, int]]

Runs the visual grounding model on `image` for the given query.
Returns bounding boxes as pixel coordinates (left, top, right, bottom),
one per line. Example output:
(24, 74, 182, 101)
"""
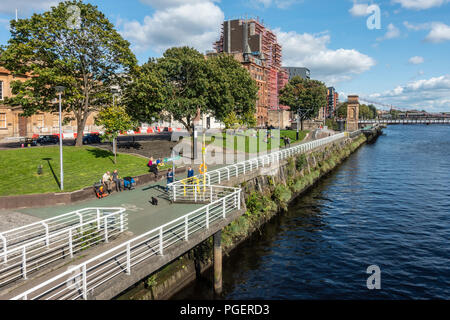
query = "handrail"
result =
(169, 132, 347, 191)
(1, 208, 127, 288)
(11, 188, 240, 300)
(0, 207, 126, 264)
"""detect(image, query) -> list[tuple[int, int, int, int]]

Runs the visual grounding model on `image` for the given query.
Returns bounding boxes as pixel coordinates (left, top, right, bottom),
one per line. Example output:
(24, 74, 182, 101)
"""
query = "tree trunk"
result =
(300, 119, 304, 131)
(75, 112, 90, 147)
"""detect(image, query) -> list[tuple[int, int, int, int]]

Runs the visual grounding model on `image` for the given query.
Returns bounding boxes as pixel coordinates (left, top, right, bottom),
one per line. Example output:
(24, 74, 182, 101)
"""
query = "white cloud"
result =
(425, 22, 450, 43)
(393, 0, 450, 10)
(404, 21, 450, 43)
(0, 0, 59, 15)
(349, 3, 370, 17)
(408, 56, 424, 64)
(119, 0, 224, 54)
(367, 75, 450, 112)
(377, 23, 401, 41)
(276, 29, 376, 85)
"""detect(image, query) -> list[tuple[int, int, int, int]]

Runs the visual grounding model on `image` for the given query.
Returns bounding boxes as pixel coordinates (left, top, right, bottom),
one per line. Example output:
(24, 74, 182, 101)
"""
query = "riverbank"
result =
(115, 132, 374, 300)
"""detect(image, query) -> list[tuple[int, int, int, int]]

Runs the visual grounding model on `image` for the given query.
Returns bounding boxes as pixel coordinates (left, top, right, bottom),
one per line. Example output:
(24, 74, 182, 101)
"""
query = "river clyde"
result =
(173, 125, 450, 300)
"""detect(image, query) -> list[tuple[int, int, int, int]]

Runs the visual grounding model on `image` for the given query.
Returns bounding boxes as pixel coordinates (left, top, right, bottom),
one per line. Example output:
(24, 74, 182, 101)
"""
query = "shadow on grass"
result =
(42, 157, 60, 189)
(86, 148, 115, 164)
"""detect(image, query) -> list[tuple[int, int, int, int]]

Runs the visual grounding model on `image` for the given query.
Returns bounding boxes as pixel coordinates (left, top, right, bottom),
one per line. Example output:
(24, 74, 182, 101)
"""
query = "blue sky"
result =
(0, 0, 449, 112)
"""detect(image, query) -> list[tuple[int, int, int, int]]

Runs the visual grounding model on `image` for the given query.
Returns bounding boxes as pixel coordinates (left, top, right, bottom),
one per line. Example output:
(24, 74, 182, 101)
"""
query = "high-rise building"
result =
(326, 87, 339, 118)
(282, 67, 311, 80)
(214, 18, 288, 127)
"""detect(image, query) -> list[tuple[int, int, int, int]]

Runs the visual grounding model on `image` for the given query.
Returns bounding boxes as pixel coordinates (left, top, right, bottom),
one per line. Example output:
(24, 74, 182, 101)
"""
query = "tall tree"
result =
(0, 0, 137, 146)
(206, 54, 258, 128)
(279, 76, 327, 130)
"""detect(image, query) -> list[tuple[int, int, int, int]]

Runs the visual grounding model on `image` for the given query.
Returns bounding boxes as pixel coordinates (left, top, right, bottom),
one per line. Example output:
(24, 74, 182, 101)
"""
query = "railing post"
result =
(235, 164, 238, 176)
(206, 207, 210, 229)
(227, 167, 230, 180)
(96, 209, 101, 231)
(185, 216, 189, 241)
(42, 222, 50, 248)
(104, 216, 109, 243)
(222, 197, 226, 219)
(120, 213, 124, 233)
(82, 264, 87, 300)
(218, 171, 221, 184)
(210, 186, 213, 202)
(126, 243, 131, 275)
(77, 212, 83, 233)
(0, 234, 6, 264)
(238, 192, 241, 210)
(243, 162, 246, 175)
(69, 229, 73, 258)
(159, 228, 164, 255)
(22, 246, 27, 280)
(173, 186, 176, 202)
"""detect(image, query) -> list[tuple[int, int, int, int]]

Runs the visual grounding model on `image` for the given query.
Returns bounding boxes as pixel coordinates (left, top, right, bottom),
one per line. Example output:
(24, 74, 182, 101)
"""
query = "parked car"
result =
(36, 135, 59, 146)
(82, 133, 102, 145)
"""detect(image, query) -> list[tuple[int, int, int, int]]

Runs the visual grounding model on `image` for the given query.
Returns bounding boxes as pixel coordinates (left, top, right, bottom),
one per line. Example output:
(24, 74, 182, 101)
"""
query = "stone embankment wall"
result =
(116, 133, 370, 300)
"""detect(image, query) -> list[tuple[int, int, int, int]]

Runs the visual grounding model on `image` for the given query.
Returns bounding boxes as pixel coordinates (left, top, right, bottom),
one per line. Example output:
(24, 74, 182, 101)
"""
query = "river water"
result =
(172, 125, 450, 300)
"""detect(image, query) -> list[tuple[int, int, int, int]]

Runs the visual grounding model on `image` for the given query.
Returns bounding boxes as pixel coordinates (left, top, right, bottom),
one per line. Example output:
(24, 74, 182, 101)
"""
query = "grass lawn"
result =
(0, 146, 167, 196)
(207, 129, 309, 153)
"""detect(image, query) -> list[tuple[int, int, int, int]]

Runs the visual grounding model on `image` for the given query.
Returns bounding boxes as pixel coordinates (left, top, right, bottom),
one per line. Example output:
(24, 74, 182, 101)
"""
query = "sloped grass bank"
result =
(0, 146, 151, 196)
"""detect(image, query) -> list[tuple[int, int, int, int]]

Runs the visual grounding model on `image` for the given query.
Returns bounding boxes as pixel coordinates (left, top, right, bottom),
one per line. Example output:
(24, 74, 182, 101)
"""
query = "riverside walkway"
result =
(1, 131, 352, 300)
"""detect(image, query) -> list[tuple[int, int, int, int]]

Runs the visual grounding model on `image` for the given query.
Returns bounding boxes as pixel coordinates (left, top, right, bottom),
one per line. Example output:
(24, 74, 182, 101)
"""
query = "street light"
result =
(55, 86, 65, 191)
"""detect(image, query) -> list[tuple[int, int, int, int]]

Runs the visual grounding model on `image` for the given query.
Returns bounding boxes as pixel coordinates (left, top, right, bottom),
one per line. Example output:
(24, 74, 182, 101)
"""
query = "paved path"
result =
(16, 179, 202, 236)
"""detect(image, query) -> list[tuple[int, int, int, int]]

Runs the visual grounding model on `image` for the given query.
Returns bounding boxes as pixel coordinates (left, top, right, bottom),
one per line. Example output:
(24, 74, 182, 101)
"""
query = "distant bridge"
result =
(359, 118, 450, 125)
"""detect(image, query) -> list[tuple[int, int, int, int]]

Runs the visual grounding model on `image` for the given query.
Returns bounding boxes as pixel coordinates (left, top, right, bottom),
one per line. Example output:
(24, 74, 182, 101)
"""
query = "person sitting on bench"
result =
(102, 171, 113, 194)
(112, 169, 122, 192)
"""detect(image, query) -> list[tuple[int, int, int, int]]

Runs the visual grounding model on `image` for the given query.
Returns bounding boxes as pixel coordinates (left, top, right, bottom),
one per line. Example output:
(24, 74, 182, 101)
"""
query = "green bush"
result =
(273, 184, 292, 209)
(296, 154, 307, 171)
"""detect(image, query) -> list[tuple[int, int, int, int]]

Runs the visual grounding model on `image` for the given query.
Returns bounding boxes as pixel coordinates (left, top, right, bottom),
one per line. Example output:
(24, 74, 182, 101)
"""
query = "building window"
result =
(0, 113, 6, 128)
(0, 80, 3, 100)
(36, 114, 44, 128)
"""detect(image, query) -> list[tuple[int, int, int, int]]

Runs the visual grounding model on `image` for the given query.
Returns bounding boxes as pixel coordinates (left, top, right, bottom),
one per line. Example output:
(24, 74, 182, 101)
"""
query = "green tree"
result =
(336, 102, 348, 118)
(206, 54, 258, 128)
(0, 0, 137, 146)
(279, 76, 327, 130)
(95, 105, 137, 164)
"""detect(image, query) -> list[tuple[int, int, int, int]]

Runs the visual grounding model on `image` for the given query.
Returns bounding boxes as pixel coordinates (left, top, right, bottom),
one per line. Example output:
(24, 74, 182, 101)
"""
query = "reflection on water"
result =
(172, 125, 450, 300)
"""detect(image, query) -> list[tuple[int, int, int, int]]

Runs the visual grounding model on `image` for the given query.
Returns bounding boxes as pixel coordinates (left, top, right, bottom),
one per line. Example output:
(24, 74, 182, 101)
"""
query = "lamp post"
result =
(55, 86, 65, 191)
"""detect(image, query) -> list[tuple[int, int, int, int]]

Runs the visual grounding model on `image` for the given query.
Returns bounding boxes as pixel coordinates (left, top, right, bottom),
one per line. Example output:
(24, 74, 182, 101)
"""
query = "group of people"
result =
(147, 157, 165, 178)
(102, 170, 122, 194)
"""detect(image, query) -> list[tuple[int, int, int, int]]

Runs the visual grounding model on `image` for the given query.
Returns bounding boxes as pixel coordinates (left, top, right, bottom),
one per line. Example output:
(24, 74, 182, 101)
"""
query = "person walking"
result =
(187, 166, 195, 179)
(166, 168, 174, 191)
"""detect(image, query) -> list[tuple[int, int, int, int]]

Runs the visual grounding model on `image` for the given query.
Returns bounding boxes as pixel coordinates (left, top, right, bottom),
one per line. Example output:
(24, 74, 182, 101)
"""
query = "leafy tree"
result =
(95, 105, 137, 164)
(0, 0, 137, 146)
(336, 102, 348, 118)
(206, 54, 258, 128)
(279, 76, 327, 130)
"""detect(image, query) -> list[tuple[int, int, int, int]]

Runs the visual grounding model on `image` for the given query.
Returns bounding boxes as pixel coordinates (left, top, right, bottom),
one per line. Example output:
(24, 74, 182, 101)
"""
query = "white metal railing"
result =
(11, 188, 240, 300)
(169, 132, 348, 195)
(171, 184, 240, 203)
(0, 208, 118, 258)
(0, 208, 127, 288)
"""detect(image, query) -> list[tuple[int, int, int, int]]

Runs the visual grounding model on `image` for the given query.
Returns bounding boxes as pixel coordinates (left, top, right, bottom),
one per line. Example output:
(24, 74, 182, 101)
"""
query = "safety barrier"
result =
(0, 208, 127, 288)
(11, 189, 240, 300)
(169, 132, 347, 197)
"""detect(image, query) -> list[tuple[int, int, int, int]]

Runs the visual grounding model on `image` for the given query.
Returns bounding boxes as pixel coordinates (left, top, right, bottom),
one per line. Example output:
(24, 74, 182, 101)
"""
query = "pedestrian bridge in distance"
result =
(359, 118, 450, 125)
